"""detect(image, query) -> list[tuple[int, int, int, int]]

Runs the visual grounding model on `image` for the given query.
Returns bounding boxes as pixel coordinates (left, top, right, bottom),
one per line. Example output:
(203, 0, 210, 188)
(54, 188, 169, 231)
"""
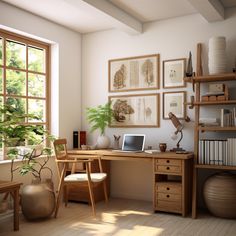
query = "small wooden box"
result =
(209, 83, 224, 93)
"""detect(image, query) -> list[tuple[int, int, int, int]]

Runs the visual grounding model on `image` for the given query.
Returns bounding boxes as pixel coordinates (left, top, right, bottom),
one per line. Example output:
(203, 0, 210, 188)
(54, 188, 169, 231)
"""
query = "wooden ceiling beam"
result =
(81, 0, 143, 34)
(187, 0, 224, 22)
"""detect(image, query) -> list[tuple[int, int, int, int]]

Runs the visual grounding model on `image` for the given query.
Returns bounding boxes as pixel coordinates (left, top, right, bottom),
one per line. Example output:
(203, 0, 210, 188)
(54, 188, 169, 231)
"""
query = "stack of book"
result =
(198, 138, 236, 166)
(220, 108, 236, 127)
(199, 117, 219, 126)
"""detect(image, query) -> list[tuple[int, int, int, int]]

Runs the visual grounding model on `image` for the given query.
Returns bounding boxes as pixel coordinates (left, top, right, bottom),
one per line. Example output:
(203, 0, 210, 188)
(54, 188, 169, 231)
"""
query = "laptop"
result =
(113, 134, 145, 152)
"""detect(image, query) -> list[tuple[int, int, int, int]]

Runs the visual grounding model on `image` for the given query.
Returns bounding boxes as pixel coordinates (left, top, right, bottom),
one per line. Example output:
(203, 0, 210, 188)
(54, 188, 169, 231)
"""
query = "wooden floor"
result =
(0, 198, 236, 236)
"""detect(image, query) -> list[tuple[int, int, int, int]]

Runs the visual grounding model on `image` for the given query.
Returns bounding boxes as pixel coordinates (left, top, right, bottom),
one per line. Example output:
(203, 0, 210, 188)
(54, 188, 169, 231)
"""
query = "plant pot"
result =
(96, 135, 110, 149)
(0, 200, 8, 213)
(21, 179, 55, 220)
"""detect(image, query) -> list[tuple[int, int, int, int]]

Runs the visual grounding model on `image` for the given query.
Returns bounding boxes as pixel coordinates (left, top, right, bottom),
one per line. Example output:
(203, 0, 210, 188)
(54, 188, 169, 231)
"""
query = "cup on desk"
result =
(81, 145, 89, 150)
(159, 143, 167, 152)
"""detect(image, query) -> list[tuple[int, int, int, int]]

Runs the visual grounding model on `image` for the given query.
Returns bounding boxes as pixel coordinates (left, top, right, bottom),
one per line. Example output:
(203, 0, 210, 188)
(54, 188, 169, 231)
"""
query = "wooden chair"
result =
(53, 139, 108, 218)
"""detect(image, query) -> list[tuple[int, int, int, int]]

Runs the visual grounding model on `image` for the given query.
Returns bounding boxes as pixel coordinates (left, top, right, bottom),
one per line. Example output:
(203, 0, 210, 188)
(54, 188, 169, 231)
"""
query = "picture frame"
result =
(109, 93, 160, 127)
(163, 91, 186, 119)
(109, 54, 160, 92)
(163, 58, 186, 88)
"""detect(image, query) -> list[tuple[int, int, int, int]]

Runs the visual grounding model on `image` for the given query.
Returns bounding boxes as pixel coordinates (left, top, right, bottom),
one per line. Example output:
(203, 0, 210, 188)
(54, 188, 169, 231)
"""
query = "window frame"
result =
(0, 29, 50, 160)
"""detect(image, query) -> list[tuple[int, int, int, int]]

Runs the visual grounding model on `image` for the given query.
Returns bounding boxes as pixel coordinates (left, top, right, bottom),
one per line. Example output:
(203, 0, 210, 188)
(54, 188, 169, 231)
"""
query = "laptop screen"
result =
(122, 134, 145, 152)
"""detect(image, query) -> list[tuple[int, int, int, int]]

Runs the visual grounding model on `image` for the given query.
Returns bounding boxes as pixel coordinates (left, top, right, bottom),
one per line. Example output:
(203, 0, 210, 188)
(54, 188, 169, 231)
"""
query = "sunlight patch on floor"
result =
(133, 224, 164, 235)
(100, 212, 119, 223)
(119, 210, 151, 216)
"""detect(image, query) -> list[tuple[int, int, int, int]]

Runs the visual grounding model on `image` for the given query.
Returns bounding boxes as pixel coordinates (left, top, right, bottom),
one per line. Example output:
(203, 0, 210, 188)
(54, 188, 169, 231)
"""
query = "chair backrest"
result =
(53, 139, 68, 160)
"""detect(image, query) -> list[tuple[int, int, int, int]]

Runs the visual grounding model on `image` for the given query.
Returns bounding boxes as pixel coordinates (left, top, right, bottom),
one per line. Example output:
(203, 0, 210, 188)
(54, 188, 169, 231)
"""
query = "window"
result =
(0, 29, 50, 160)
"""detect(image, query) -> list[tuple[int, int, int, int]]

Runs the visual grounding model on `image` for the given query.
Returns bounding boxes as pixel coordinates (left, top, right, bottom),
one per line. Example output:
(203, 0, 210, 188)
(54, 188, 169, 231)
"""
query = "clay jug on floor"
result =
(21, 179, 55, 220)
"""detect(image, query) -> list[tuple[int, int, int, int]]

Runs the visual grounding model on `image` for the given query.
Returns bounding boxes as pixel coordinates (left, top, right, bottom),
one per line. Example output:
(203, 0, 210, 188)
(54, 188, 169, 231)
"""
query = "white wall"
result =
(0, 2, 81, 186)
(82, 9, 236, 201)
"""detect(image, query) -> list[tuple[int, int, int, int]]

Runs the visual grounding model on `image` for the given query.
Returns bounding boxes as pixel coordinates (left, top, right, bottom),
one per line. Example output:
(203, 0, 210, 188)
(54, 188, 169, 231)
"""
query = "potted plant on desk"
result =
(87, 102, 114, 149)
(0, 104, 55, 220)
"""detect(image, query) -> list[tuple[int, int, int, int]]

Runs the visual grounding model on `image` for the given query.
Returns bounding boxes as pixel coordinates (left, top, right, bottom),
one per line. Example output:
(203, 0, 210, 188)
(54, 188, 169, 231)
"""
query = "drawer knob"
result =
(166, 195, 170, 198)
(166, 167, 170, 170)
(166, 160, 170, 163)
(166, 187, 170, 191)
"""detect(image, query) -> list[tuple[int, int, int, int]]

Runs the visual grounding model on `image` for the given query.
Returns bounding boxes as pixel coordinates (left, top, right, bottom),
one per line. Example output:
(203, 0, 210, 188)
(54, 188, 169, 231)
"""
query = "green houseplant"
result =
(0, 104, 55, 220)
(0, 104, 54, 180)
(86, 102, 114, 149)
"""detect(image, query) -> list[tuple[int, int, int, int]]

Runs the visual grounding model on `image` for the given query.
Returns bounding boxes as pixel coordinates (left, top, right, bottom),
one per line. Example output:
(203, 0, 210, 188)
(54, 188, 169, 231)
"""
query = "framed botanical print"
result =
(163, 91, 186, 119)
(109, 93, 160, 127)
(109, 54, 160, 92)
(163, 58, 186, 88)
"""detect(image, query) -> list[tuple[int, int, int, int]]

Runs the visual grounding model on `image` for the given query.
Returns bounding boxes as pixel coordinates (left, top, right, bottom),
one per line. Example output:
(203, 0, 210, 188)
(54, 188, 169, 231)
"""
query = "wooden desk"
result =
(0, 181, 22, 231)
(68, 149, 154, 161)
(68, 150, 193, 216)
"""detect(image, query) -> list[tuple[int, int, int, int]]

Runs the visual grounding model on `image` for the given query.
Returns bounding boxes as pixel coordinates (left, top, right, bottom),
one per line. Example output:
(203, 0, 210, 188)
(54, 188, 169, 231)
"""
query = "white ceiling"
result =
(1, 0, 236, 34)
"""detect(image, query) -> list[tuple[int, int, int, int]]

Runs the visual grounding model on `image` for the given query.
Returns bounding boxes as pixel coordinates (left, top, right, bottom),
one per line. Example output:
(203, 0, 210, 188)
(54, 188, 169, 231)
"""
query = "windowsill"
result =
(0, 155, 54, 165)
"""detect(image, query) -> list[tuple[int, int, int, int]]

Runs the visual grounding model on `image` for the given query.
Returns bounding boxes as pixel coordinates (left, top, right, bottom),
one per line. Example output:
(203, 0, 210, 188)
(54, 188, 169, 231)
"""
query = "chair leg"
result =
(87, 181, 96, 217)
(54, 184, 63, 218)
(64, 186, 68, 207)
(54, 166, 66, 218)
(103, 180, 108, 203)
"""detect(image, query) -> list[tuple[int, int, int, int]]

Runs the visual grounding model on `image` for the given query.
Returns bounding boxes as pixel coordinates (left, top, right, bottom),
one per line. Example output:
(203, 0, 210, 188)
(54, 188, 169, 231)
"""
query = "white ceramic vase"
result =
(96, 135, 110, 149)
(208, 36, 226, 75)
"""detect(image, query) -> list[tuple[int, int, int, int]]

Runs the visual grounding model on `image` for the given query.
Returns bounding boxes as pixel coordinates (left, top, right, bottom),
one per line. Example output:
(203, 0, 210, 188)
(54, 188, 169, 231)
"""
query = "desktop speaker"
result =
(80, 131, 86, 147)
(73, 131, 79, 148)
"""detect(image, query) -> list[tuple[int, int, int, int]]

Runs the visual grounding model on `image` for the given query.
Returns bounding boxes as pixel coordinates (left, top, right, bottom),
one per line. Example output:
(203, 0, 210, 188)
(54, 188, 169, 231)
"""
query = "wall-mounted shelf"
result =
(185, 100, 236, 107)
(198, 126, 236, 131)
(184, 73, 236, 83)
(195, 164, 236, 171)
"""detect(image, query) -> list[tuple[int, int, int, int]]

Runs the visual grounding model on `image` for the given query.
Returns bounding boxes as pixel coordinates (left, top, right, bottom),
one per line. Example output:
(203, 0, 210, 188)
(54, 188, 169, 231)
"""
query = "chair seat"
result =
(65, 173, 107, 183)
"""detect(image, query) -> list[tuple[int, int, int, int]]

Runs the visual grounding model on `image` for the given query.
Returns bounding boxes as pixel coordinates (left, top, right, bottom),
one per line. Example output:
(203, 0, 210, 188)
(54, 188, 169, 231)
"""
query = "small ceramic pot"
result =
(159, 143, 167, 152)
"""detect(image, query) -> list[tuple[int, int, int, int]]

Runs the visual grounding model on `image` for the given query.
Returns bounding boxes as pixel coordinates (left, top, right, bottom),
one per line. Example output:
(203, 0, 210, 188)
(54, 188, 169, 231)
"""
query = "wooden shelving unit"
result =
(184, 73, 236, 83)
(198, 126, 236, 131)
(186, 100, 236, 106)
(185, 72, 236, 219)
(195, 164, 236, 170)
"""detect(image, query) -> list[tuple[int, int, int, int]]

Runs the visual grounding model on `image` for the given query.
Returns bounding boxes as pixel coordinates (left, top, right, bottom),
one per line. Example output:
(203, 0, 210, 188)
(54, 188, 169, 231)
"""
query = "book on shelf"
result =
(197, 139, 236, 166)
(227, 138, 236, 166)
(220, 108, 236, 127)
(199, 117, 219, 127)
(203, 91, 225, 96)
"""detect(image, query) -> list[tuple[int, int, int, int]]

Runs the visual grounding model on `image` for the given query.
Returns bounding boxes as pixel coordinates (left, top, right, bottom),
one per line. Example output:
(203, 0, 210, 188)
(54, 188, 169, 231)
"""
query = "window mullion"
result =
(3, 37, 6, 100)
(26, 44, 29, 124)
(2, 37, 6, 159)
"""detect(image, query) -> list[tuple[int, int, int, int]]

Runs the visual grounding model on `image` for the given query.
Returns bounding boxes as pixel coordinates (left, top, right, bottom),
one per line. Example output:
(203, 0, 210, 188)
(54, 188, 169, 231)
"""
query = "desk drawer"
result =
(155, 200, 182, 213)
(155, 159, 181, 166)
(156, 192, 181, 202)
(156, 182, 181, 194)
(155, 165, 181, 174)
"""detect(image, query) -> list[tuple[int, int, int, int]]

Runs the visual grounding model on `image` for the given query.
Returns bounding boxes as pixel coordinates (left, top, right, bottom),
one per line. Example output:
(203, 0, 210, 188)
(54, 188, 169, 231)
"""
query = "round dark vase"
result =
(159, 143, 167, 152)
(21, 179, 55, 220)
(203, 172, 236, 218)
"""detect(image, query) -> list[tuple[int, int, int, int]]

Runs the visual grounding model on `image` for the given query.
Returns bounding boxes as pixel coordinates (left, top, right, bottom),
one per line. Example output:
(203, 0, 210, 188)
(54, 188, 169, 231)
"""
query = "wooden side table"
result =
(0, 181, 22, 231)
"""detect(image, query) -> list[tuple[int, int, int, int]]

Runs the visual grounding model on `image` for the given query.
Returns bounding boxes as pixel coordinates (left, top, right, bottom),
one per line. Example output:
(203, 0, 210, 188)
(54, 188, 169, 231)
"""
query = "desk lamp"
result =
(168, 112, 185, 152)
